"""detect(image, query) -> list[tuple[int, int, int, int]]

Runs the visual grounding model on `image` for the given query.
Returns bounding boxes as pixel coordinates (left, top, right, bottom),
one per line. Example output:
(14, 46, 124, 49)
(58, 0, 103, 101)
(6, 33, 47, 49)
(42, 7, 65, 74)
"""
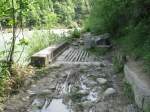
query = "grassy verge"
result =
(28, 31, 72, 57)
(0, 62, 34, 104)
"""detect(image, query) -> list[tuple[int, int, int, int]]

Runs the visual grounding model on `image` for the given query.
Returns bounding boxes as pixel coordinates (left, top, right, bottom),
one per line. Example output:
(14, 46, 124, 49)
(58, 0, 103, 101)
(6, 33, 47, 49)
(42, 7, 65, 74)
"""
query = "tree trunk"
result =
(8, 0, 16, 71)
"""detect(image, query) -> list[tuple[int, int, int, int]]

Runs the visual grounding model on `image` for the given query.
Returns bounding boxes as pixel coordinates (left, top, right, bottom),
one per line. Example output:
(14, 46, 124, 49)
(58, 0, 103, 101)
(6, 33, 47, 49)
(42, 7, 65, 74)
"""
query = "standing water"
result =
(41, 99, 69, 112)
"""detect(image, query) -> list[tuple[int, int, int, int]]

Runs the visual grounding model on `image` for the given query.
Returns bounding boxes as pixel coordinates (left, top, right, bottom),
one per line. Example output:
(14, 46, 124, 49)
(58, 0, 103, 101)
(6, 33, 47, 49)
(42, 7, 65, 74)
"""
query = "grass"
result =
(112, 51, 126, 73)
(28, 31, 72, 57)
(123, 81, 135, 103)
(88, 47, 109, 56)
(0, 61, 35, 103)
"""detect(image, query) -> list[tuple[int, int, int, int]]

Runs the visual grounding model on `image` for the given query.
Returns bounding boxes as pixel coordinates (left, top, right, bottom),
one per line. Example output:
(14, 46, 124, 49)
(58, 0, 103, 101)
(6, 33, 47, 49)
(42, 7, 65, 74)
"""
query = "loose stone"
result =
(103, 88, 116, 97)
(97, 78, 107, 85)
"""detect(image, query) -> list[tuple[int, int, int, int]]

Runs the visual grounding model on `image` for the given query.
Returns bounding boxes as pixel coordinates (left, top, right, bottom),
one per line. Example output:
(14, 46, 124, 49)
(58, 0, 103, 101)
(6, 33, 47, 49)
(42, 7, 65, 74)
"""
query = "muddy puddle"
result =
(31, 98, 70, 112)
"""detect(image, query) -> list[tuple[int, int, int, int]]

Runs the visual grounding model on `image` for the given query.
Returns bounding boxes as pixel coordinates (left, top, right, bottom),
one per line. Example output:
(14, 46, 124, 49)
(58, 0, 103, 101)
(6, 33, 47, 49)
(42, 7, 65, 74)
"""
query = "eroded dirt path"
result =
(3, 39, 137, 112)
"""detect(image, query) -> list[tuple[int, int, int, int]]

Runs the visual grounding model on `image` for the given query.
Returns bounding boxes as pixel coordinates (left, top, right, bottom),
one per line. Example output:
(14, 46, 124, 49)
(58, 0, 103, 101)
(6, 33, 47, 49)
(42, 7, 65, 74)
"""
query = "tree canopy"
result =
(0, 0, 90, 28)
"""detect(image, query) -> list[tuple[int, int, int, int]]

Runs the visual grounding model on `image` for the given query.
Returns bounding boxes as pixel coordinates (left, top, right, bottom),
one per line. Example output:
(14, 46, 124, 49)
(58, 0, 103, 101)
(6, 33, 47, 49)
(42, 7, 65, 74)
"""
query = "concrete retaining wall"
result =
(124, 61, 150, 112)
(31, 42, 68, 67)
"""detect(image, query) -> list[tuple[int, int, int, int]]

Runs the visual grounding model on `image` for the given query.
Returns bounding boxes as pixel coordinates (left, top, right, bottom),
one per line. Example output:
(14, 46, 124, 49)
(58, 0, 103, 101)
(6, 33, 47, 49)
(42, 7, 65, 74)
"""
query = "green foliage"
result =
(123, 81, 135, 103)
(87, 0, 126, 35)
(0, 0, 90, 28)
(0, 62, 10, 97)
(112, 52, 125, 73)
(28, 31, 71, 57)
(18, 38, 29, 46)
(87, 0, 150, 74)
(44, 12, 59, 28)
(71, 28, 81, 38)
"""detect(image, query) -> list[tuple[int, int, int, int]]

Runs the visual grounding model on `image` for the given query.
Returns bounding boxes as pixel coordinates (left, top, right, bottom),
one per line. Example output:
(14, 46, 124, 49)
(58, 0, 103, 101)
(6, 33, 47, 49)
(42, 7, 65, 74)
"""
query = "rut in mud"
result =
(4, 39, 139, 112)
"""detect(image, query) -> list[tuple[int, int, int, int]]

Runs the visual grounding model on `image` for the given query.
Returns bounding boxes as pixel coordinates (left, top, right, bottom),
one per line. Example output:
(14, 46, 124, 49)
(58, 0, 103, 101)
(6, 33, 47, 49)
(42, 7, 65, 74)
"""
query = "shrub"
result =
(71, 28, 81, 38)
(87, 0, 150, 74)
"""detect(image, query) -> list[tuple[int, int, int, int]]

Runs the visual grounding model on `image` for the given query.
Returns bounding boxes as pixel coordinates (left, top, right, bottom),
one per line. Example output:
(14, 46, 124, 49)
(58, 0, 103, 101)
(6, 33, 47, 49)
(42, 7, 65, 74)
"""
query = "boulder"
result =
(94, 33, 111, 46)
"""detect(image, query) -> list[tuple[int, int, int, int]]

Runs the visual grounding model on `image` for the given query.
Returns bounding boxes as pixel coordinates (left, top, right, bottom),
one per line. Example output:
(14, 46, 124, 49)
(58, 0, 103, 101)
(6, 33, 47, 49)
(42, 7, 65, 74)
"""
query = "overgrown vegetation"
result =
(0, 0, 90, 29)
(28, 31, 68, 56)
(86, 0, 150, 74)
(123, 81, 135, 103)
(0, 62, 34, 102)
(71, 28, 81, 38)
(112, 51, 126, 73)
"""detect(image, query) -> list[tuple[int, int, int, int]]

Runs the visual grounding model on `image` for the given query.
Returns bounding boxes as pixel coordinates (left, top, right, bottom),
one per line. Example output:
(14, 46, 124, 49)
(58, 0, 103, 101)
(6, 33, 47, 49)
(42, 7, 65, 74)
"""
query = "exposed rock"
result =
(31, 98, 45, 109)
(95, 102, 109, 112)
(98, 73, 106, 77)
(100, 63, 106, 67)
(94, 33, 111, 46)
(24, 78, 34, 87)
(83, 80, 97, 87)
(22, 96, 30, 102)
(27, 90, 36, 95)
(72, 42, 78, 46)
(80, 101, 93, 109)
(97, 78, 107, 85)
(103, 88, 116, 97)
(78, 90, 89, 96)
(50, 63, 61, 68)
(61, 73, 67, 78)
(83, 33, 111, 49)
(84, 38, 95, 49)
(125, 104, 140, 112)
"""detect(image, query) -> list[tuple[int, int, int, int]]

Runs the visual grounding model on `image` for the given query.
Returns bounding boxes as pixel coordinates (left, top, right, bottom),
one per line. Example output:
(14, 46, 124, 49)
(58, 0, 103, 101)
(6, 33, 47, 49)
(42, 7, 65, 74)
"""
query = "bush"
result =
(87, 0, 150, 74)
(87, 0, 127, 35)
(71, 28, 81, 38)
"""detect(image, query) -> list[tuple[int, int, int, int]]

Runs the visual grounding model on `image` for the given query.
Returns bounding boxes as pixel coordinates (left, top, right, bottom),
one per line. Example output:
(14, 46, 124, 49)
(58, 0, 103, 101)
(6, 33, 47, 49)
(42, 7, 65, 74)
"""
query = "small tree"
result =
(7, 0, 16, 71)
